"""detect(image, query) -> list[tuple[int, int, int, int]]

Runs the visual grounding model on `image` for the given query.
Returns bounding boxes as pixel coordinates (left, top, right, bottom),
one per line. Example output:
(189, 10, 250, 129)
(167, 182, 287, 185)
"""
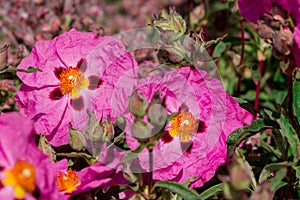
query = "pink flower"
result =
(53, 159, 114, 196)
(0, 112, 65, 200)
(52, 147, 126, 198)
(16, 29, 137, 146)
(113, 67, 251, 188)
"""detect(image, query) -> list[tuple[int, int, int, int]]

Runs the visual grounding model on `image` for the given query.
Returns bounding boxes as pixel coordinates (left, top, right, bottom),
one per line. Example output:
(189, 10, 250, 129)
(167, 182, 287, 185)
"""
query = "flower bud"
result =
(230, 155, 252, 190)
(0, 44, 8, 70)
(152, 8, 186, 42)
(148, 104, 168, 127)
(129, 91, 148, 118)
(130, 119, 151, 142)
(38, 135, 56, 161)
(68, 123, 87, 151)
(116, 116, 127, 131)
(102, 119, 115, 142)
(256, 23, 273, 39)
(85, 110, 103, 141)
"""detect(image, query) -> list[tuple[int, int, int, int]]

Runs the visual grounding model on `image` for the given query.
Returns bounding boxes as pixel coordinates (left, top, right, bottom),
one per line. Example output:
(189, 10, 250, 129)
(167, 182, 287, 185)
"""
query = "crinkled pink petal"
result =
(73, 163, 114, 194)
(0, 112, 64, 199)
(238, 0, 272, 23)
(293, 27, 300, 68)
(118, 66, 250, 188)
(16, 29, 138, 147)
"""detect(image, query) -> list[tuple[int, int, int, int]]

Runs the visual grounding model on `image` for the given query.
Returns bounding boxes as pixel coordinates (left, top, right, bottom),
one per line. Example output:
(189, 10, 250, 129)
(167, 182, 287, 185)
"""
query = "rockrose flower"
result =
(238, 0, 300, 67)
(54, 159, 114, 195)
(16, 29, 136, 146)
(0, 112, 64, 200)
(112, 67, 251, 188)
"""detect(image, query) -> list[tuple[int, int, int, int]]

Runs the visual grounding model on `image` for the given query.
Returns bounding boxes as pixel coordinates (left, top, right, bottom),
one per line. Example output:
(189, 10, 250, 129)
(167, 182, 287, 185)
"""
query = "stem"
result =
(236, 20, 245, 97)
(148, 149, 153, 197)
(254, 60, 264, 111)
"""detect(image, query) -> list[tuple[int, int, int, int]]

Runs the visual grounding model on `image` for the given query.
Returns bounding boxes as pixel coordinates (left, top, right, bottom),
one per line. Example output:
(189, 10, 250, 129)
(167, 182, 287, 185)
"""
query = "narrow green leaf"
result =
(213, 41, 226, 58)
(122, 144, 146, 163)
(227, 119, 279, 156)
(199, 183, 223, 199)
(293, 81, 300, 123)
(0, 66, 42, 74)
(268, 168, 287, 191)
(279, 114, 300, 163)
(233, 97, 256, 115)
(292, 166, 300, 179)
(260, 139, 282, 158)
(258, 162, 292, 184)
(153, 181, 201, 200)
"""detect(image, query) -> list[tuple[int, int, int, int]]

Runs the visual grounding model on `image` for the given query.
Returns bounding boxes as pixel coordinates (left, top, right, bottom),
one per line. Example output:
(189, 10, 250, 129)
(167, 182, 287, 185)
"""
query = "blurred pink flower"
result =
(0, 112, 65, 200)
(16, 29, 136, 146)
(114, 67, 251, 188)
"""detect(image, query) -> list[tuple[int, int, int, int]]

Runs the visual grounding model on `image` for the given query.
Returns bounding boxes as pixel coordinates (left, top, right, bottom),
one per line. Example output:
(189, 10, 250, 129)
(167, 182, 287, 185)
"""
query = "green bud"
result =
(129, 91, 148, 118)
(68, 123, 87, 151)
(116, 116, 127, 131)
(103, 119, 115, 142)
(152, 7, 186, 41)
(230, 153, 253, 190)
(130, 119, 151, 142)
(148, 104, 167, 127)
(85, 110, 103, 141)
(250, 183, 273, 200)
(0, 44, 8, 70)
(38, 134, 56, 161)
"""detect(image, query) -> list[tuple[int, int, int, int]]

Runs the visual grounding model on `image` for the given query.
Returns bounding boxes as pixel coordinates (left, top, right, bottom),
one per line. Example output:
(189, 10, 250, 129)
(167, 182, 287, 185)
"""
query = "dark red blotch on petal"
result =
(197, 120, 206, 133)
(88, 75, 103, 90)
(70, 96, 84, 111)
(161, 130, 173, 143)
(181, 141, 193, 154)
(49, 87, 64, 100)
(76, 58, 87, 72)
(54, 67, 65, 79)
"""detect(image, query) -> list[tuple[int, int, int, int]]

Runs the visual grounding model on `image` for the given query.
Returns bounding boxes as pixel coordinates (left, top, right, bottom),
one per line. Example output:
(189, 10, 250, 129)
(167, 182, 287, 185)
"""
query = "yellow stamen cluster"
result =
(169, 111, 198, 142)
(59, 67, 88, 98)
(56, 169, 80, 193)
(2, 160, 36, 199)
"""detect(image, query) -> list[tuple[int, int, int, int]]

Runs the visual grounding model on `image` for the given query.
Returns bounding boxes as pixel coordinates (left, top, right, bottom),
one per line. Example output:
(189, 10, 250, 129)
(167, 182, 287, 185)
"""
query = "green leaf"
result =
(199, 183, 223, 199)
(258, 162, 292, 184)
(227, 119, 280, 156)
(153, 181, 201, 200)
(213, 41, 226, 58)
(268, 168, 287, 191)
(233, 97, 257, 115)
(0, 66, 42, 74)
(260, 139, 282, 158)
(292, 165, 300, 179)
(279, 114, 300, 163)
(293, 81, 300, 123)
(122, 144, 146, 163)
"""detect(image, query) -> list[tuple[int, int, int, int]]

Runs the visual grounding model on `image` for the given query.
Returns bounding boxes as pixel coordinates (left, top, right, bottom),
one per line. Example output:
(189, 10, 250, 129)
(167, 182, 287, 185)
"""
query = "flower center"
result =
(56, 169, 80, 193)
(2, 160, 36, 199)
(59, 67, 89, 98)
(169, 111, 198, 142)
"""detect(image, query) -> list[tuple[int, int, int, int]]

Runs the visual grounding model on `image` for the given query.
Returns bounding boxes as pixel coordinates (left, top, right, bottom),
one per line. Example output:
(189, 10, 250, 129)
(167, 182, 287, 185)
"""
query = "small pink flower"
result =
(113, 66, 251, 188)
(16, 29, 137, 146)
(0, 112, 65, 200)
(53, 147, 126, 197)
